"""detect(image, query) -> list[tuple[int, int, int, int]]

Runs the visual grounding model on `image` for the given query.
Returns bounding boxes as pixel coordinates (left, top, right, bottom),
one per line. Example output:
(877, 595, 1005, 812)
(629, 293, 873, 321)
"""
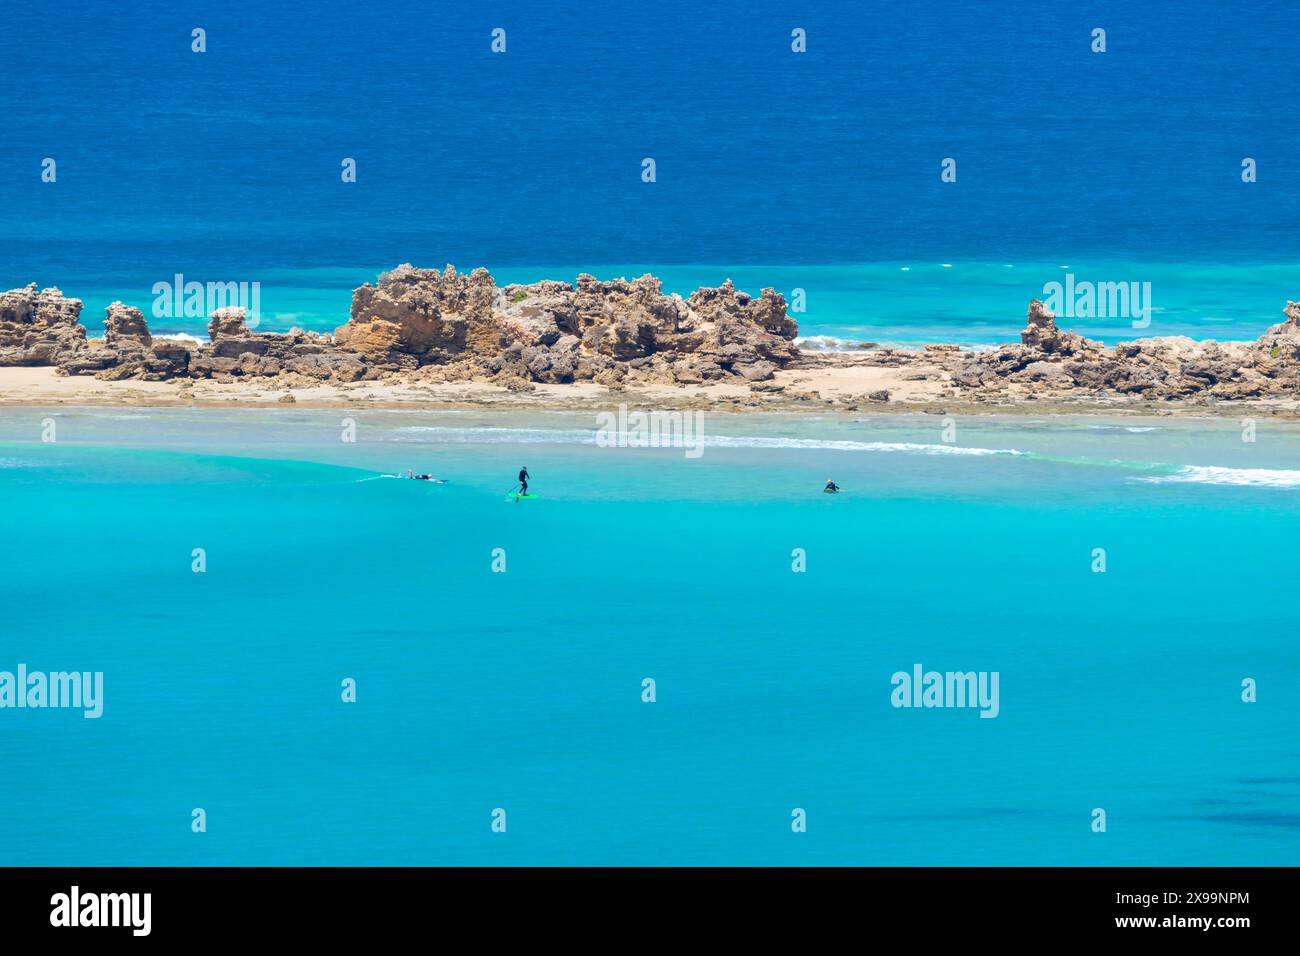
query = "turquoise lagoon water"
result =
(1, 407, 1297, 865)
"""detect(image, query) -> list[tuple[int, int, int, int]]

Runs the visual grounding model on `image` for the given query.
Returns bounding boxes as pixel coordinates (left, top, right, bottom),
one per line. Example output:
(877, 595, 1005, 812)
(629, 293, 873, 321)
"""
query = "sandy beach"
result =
(5, 362, 1300, 419)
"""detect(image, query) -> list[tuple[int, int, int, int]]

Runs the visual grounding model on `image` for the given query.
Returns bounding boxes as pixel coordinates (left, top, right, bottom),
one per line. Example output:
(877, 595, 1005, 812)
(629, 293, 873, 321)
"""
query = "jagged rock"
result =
(735, 360, 777, 382)
(337, 264, 473, 361)
(60, 301, 163, 378)
(103, 302, 152, 349)
(285, 353, 367, 382)
(145, 339, 191, 380)
(16, 274, 1300, 405)
(59, 351, 120, 375)
(209, 306, 249, 340)
(1023, 361, 1070, 382)
(1019, 299, 1098, 355)
(189, 355, 241, 376)
(335, 265, 799, 383)
(0, 285, 88, 365)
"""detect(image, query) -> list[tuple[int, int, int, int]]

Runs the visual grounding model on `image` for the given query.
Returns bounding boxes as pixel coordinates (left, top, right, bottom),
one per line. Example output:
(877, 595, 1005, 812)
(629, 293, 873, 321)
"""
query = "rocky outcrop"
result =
(334, 264, 485, 366)
(13, 269, 1300, 405)
(60, 302, 190, 381)
(337, 264, 799, 385)
(56, 302, 357, 383)
(1018, 299, 1098, 355)
(0, 285, 87, 365)
(5, 265, 799, 386)
(103, 301, 152, 349)
(936, 299, 1300, 401)
(192, 306, 364, 381)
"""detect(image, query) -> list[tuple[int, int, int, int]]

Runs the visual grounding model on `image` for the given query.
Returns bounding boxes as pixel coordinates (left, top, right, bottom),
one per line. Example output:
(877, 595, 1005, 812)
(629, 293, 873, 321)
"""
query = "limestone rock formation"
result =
(194, 306, 362, 381)
(337, 264, 799, 385)
(10, 269, 1300, 405)
(1018, 299, 1098, 355)
(0, 285, 87, 365)
(60, 302, 189, 380)
(103, 302, 152, 349)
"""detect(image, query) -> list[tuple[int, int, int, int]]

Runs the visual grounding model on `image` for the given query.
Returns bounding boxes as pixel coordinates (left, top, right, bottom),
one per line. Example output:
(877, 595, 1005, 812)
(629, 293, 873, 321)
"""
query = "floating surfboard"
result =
(510, 493, 537, 499)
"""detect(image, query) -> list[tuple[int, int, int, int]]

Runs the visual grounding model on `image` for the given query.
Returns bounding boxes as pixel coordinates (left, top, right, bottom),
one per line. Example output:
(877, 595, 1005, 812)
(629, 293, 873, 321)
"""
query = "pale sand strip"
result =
(1, 365, 1297, 418)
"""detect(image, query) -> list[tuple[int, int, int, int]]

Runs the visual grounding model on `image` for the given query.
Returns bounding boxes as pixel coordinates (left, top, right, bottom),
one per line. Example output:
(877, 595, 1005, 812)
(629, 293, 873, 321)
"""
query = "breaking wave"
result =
(386, 426, 1300, 488)
(1135, 465, 1300, 488)
(391, 426, 1025, 456)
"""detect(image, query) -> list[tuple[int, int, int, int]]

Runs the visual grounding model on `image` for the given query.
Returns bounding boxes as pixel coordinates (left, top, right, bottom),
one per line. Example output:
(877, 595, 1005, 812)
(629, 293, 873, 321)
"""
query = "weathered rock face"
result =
(938, 298, 1300, 401)
(337, 264, 799, 384)
(192, 306, 364, 382)
(335, 264, 490, 366)
(103, 302, 152, 349)
(4, 266, 799, 386)
(52, 301, 359, 383)
(13, 270, 1300, 404)
(208, 306, 250, 341)
(59, 302, 189, 381)
(1018, 299, 1098, 355)
(0, 285, 88, 365)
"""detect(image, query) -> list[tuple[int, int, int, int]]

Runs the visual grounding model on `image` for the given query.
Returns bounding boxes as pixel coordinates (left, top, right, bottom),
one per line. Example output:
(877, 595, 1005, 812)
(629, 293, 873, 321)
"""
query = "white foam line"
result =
(392, 427, 1024, 456)
(1136, 465, 1300, 488)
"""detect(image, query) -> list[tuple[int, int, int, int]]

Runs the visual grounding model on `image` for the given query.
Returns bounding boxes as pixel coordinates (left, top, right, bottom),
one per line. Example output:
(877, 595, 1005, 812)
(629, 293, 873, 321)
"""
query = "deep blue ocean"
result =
(2, 0, 1299, 343)
(2, 3, 1299, 867)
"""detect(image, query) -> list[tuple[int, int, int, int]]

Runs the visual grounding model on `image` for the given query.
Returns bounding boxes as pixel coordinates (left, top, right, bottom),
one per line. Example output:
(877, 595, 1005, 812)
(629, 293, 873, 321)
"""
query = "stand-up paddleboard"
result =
(509, 493, 537, 499)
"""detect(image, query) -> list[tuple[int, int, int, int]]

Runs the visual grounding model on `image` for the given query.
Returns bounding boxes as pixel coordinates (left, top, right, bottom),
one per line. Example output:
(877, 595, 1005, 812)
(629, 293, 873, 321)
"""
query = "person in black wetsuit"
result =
(518, 466, 530, 496)
(824, 479, 840, 493)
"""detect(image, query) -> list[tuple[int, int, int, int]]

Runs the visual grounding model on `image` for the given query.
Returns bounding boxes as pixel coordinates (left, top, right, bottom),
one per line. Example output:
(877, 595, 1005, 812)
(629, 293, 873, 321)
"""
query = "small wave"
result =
(1136, 465, 1300, 488)
(391, 426, 1023, 456)
(152, 333, 209, 345)
(392, 427, 596, 444)
(795, 335, 872, 351)
(704, 436, 1024, 456)
(1085, 424, 1160, 433)
(795, 335, 993, 352)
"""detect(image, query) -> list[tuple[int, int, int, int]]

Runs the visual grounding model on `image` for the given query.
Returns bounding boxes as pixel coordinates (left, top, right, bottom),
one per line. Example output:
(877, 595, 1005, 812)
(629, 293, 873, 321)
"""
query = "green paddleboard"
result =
(510, 493, 537, 499)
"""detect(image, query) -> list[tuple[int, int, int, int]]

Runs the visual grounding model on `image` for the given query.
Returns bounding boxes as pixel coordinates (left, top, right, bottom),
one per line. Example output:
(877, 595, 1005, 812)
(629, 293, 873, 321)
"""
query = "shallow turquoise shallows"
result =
(1, 407, 1297, 865)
